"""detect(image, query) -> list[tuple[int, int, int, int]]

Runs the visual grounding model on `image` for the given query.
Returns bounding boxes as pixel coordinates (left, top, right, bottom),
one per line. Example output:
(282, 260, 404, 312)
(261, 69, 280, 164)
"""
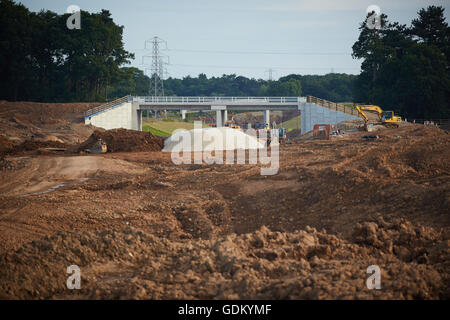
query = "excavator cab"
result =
(381, 111, 393, 121)
(381, 111, 401, 123)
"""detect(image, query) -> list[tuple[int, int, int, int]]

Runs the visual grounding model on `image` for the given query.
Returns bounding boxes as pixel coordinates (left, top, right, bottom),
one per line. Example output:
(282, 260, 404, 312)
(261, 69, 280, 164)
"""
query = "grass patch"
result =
(281, 116, 301, 132)
(143, 120, 207, 136)
(142, 124, 171, 137)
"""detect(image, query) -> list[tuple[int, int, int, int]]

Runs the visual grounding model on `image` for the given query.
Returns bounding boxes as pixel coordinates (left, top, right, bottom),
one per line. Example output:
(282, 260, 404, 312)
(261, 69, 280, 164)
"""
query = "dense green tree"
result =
(0, 0, 34, 100)
(60, 9, 134, 101)
(0, 0, 133, 102)
(107, 67, 150, 97)
(264, 78, 302, 96)
(352, 6, 450, 118)
(280, 74, 356, 102)
(374, 43, 449, 118)
(410, 5, 450, 62)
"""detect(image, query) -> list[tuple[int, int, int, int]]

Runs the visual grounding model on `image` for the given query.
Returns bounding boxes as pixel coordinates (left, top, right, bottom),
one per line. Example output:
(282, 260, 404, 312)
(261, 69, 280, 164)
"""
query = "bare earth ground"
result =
(0, 101, 449, 299)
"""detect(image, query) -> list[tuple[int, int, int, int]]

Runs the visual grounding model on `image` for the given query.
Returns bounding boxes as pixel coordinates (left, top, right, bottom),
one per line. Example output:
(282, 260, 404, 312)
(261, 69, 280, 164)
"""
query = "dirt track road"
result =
(0, 156, 145, 197)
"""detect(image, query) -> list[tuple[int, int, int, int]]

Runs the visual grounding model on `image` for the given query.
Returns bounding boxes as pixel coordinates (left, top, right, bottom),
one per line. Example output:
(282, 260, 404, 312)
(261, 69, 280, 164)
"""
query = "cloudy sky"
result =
(21, 0, 450, 79)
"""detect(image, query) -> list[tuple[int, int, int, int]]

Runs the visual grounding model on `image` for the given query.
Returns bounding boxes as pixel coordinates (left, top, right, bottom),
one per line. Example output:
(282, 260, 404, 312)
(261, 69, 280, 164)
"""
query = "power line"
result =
(131, 48, 351, 56)
(170, 63, 359, 71)
(166, 48, 351, 56)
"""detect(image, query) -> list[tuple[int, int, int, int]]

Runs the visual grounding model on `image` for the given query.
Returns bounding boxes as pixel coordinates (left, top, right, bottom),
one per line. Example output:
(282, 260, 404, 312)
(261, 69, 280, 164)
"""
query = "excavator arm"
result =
(356, 105, 369, 123)
(356, 105, 384, 123)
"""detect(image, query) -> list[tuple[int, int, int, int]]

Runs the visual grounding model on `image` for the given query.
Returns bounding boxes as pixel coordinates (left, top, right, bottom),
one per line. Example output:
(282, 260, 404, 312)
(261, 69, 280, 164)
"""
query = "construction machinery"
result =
(356, 105, 402, 129)
(255, 122, 269, 130)
(224, 121, 241, 130)
(255, 121, 287, 146)
(85, 138, 107, 154)
(224, 115, 241, 130)
(198, 111, 215, 127)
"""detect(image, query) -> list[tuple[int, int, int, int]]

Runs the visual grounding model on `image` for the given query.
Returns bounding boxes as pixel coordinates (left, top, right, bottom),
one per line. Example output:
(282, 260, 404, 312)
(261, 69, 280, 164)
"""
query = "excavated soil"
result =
(1, 219, 448, 300)
(0, 100, 99, 146)
(73, 129, 164, 153)
(0, 102, 449, 300)
(0, 135, 16, 155)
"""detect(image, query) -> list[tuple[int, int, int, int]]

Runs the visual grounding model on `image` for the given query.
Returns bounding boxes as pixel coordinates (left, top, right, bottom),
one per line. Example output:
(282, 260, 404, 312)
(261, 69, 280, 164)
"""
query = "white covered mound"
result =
(162, 127, 266, 152)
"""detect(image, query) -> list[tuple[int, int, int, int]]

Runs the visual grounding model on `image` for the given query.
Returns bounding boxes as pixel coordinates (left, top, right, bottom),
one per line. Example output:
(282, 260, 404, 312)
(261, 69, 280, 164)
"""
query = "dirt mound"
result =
(0, 100, 99, 126)
(0, 139, 68, 156)
(74, 129, 164, 153)
(0, 157, 12, 170)
(15, 140, 68, 152)
(0, 221, 447, 300)
(350, 125, 450, 178)
(1, 134, 69, 155)
(0, 101, 100, 145)
(0, 135, 16, 155)
(352, 218, 449, 264)
(286, 128, 302, 140)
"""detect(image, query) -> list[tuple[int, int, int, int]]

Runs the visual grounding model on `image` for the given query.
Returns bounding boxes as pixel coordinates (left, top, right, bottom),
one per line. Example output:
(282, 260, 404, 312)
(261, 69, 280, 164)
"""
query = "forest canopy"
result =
(0, 0, 133, 101)
(352, 5, 450, 118)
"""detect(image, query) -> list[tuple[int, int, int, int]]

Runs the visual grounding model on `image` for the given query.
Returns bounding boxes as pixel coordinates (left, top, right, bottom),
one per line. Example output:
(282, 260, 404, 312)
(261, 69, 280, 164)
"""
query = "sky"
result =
(20, 0, 450, 80)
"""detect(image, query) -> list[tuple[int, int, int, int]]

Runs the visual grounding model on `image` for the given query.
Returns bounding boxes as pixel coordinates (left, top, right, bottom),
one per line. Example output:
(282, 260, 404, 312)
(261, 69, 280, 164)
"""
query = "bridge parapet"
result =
(84, 95, 131, 118)
(307, 95, 358, 116)
(134, 96, 302, 105)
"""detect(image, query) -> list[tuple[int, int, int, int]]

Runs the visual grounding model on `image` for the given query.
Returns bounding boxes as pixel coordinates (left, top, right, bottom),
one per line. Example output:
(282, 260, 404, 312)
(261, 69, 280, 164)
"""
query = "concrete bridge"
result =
(84, 95, 361, 134)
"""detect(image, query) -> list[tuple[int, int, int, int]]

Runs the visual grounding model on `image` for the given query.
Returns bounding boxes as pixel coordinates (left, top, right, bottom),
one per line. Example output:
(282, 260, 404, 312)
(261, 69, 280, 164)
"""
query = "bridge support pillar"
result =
(264, 110, 270, 127)
(216, 109, 227, 127)
(180, 110, 187, 120)
(137, 109, 142, 131)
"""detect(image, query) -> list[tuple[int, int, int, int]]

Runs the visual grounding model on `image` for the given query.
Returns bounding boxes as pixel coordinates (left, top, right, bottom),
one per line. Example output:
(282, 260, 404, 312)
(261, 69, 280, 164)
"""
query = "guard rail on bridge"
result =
(307, 96, 357, 116)
(84, 95, 131, 117)
(136, 96, 301, 104)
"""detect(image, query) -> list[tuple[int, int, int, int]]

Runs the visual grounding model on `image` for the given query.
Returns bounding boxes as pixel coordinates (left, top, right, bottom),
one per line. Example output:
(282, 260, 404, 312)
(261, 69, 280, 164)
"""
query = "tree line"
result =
(108, 70, 356, 102)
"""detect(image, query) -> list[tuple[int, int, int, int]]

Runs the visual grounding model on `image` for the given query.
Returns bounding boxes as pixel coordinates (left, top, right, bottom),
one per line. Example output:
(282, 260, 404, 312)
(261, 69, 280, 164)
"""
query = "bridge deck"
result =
(134, 96, 303, 111)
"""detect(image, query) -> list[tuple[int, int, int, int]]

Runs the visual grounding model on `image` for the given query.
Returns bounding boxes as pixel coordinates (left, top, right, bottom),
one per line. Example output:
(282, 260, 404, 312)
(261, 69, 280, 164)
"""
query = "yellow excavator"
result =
(356, 105, 402, 128)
